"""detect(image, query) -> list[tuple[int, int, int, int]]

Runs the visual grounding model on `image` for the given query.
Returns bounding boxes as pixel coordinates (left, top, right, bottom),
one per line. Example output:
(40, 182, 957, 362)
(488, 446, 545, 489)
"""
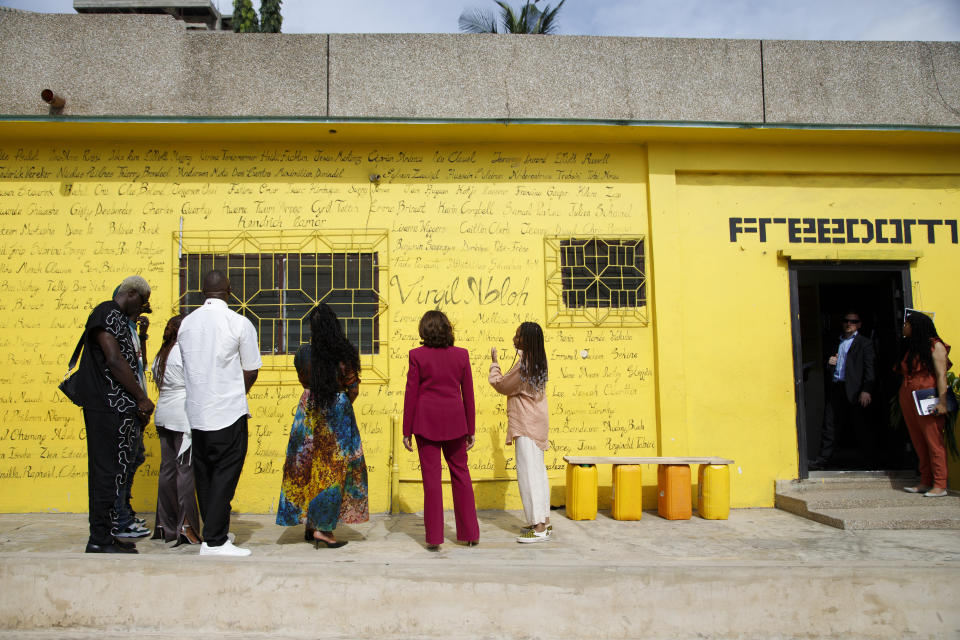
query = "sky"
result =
(1, 0, 959, 40)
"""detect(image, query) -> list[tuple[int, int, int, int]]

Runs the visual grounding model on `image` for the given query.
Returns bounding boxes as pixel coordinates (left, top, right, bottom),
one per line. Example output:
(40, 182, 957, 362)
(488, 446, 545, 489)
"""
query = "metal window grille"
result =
(178, 252, 380, 355)
(544, 235, 648, 327)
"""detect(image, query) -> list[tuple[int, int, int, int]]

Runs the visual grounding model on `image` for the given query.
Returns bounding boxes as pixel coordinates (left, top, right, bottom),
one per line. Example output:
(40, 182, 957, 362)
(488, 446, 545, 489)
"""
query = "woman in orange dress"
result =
(897, 312, 952, 497)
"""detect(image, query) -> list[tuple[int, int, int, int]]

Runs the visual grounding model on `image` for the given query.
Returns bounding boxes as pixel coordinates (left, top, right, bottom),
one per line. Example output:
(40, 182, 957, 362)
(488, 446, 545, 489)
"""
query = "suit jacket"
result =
(831, 333, 876, 403)
(402, 345, 475, 441)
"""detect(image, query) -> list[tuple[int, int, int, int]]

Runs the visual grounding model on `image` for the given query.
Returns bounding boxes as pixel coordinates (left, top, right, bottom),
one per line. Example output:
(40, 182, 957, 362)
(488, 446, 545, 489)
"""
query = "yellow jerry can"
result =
(611, 464, 643, 521)
(565, 463, 598, 520)
(697, 464, 731, 520)
(657, 464, 692, 520)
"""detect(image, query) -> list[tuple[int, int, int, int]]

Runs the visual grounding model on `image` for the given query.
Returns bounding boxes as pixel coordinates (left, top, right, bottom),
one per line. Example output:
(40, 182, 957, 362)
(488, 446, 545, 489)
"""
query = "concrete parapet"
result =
(763, 40, 960, 126)
(328, 34, 762, 122)
(0, 10, 957, 127)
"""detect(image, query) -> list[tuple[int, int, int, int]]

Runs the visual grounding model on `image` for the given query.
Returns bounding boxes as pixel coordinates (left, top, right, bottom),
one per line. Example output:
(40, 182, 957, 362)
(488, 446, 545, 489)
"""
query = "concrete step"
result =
(813, 505, 960, 530)
(777, 487, 960, 509)
(775, 476, 960, 530)
(777, 473, 917, 492)
(2, 511, 959, 639)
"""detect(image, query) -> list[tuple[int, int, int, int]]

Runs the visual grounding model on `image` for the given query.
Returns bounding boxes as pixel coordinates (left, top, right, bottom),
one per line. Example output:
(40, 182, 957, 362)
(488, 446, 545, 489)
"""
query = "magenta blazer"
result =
(402, 345, 476, 441)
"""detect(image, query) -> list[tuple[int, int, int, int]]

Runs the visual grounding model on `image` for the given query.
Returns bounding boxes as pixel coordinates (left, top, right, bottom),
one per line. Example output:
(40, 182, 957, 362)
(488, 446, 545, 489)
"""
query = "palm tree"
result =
(459, 0, 566, 34)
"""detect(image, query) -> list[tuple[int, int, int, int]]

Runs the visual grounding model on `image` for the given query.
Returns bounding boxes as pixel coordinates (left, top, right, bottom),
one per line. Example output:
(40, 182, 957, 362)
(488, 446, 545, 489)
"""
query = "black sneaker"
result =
(86, 541, 138, 554)
(111, 523, 151, 539)
(112, 538, 137, 550)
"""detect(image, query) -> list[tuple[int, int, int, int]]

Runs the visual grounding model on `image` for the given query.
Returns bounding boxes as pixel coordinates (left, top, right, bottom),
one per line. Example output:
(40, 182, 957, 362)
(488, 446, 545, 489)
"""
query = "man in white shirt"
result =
(178, 270, 262, 556)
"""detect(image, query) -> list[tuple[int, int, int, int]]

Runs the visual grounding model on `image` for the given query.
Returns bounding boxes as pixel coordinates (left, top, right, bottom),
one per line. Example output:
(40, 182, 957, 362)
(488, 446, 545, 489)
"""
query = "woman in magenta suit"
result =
(402, 310, 480, 550)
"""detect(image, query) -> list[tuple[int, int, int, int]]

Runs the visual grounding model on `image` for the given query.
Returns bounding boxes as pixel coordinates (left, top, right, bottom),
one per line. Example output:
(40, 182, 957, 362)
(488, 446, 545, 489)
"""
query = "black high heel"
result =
(314, 537, 348, 549)
(307, 527, 347, 549)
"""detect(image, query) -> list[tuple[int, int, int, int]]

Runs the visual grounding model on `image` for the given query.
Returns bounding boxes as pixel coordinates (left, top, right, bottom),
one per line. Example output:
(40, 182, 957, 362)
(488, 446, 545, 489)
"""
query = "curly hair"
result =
(517, 321, 548, 392)
(418, 310, 454, 348)
(904, 311, 941, 376)
(152, 314, 185, 391)
(308, 304, 361, 413)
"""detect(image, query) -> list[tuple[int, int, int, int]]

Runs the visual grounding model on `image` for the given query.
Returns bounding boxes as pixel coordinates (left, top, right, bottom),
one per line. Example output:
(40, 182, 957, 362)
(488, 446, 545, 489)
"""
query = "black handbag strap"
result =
(67, 333, 84, 371)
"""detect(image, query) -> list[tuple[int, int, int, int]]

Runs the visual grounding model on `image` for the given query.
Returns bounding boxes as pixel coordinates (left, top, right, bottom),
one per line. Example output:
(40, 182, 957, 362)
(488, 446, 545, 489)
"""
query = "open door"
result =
(789, 262, 913, 479)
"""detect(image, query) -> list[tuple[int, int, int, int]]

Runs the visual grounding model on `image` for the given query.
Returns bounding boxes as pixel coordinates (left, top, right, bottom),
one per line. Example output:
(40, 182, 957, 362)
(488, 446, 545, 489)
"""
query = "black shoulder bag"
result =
(58, 334, 85, 407)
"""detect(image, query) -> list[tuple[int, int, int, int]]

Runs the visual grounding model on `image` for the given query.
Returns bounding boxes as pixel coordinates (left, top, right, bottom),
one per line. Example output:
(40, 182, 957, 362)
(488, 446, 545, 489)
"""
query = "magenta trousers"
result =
(415, 434, 479, 545)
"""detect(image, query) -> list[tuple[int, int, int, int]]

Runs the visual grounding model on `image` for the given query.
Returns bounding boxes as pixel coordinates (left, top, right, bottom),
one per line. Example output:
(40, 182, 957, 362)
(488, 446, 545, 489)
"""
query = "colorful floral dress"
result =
(276, 368, 369, 531)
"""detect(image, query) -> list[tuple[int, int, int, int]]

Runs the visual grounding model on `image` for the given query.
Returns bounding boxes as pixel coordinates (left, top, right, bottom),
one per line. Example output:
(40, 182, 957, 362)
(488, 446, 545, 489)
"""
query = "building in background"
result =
(73, 0, 231, 30)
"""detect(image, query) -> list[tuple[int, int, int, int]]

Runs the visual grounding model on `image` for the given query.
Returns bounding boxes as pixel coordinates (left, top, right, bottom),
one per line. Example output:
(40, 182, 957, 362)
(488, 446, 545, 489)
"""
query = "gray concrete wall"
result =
(763, 40, 960, 127)
(1, 11, 958, 126)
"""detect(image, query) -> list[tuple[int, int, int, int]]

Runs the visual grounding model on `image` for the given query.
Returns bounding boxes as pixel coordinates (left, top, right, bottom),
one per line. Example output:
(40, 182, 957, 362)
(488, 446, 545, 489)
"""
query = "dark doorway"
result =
(789, 263, 914, 478)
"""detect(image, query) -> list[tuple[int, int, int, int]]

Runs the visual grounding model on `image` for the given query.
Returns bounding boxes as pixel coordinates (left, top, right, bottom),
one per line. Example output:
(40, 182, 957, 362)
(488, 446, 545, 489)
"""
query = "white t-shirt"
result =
(152, 344, 189, 433)
(177, 298, 263, 431)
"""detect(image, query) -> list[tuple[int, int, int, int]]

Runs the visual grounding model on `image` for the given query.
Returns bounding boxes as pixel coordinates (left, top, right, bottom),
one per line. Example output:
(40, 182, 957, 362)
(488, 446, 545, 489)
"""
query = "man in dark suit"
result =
(810, 311, 876, 469)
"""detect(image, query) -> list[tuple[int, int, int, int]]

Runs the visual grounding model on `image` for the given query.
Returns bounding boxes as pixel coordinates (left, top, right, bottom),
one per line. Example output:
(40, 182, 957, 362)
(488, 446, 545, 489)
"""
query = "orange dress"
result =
(897, 338, 952, 489)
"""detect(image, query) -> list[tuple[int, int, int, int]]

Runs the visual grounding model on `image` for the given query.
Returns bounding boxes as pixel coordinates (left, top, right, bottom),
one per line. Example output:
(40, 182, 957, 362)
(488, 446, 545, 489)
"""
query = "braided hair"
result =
(308, 304, 360, 413)
(517, 321, 548, 392)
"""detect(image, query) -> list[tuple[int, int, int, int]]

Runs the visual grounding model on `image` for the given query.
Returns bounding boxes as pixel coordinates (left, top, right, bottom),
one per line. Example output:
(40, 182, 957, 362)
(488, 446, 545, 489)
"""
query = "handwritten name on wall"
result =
(0, 137, 655, 512)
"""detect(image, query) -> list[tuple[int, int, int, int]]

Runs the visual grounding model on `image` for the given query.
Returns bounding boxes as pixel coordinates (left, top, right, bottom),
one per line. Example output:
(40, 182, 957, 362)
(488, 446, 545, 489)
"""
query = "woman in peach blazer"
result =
(402, 310, 479, 549)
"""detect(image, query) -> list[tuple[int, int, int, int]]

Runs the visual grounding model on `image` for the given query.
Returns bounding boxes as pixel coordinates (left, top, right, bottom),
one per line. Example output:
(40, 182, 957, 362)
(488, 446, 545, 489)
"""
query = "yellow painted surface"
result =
(653, 143, 960, 503)
(0, 123, 958, 516)
(0, 122, 655, 514)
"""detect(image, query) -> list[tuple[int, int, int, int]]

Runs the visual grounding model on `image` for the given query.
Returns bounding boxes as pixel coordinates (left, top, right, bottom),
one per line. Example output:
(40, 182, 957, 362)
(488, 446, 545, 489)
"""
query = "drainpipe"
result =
(390, 415, 401, 514)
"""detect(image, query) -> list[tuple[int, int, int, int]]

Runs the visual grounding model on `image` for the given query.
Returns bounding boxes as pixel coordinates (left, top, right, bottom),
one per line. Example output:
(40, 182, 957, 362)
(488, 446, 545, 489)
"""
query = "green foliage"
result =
(259, 0, 283, 33)
(889, 393, 904, 431)
(946, 371, 960, 459)
(459, 0, 565, 34)
(233, 0, 259, 33)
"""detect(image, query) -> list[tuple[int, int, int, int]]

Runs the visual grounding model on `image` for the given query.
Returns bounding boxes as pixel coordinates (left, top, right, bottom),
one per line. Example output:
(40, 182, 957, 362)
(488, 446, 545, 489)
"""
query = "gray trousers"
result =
(152, 426, 202, 543)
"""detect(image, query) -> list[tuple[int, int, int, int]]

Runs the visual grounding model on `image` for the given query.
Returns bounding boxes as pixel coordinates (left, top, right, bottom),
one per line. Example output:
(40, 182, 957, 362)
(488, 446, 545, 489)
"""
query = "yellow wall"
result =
(1, 123, 958, 516)
(0, 123, 655, 514)
(649, 143, 960, 503)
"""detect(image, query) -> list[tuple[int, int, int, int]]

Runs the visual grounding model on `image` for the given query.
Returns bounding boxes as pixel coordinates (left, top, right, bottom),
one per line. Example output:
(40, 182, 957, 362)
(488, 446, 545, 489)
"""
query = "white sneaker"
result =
(199, 540, 251, 557)
(516, 528, 551, 543)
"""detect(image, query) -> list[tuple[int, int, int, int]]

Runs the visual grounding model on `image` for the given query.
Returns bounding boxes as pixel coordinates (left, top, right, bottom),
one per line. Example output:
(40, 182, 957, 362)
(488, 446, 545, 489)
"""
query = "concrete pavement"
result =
(1, 508, 959, 639)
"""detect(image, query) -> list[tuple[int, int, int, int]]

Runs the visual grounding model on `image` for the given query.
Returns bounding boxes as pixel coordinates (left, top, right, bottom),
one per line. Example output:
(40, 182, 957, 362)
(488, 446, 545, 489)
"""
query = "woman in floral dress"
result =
(276, 304, 368, 548)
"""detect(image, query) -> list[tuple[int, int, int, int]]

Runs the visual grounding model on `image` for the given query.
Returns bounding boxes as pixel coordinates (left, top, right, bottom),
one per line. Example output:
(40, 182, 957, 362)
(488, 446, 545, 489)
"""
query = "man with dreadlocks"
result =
(490, 321, 552, 543)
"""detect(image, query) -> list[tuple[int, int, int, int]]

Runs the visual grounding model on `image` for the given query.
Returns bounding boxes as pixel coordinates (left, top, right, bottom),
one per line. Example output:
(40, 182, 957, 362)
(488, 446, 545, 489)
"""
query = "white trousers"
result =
(515, 436, 550, 526)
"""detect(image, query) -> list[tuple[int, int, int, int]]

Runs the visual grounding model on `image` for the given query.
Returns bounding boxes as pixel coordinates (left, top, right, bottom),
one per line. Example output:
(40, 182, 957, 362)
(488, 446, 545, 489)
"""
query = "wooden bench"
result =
(563, 456, 735, 521)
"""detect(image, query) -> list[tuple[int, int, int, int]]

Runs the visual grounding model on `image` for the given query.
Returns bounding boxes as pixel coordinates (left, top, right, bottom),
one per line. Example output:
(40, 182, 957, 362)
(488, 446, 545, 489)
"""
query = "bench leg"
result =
(612, 464, 643, 520)
(565, 463, 597, 520)
(657, 464, 691, 520)
(697, 464, 730, 519)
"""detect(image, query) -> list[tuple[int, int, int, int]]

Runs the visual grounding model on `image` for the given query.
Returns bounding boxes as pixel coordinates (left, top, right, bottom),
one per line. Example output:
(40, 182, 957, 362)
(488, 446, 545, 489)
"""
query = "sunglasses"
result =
(842, 318, 860, 324)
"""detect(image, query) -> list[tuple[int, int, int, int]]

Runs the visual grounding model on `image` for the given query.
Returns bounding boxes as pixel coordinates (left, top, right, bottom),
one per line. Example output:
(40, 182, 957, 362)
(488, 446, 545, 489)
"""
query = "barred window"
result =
(560, 238, 645, 308)
(179, 252, 380, 355)
(544, 235, 647, 327)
